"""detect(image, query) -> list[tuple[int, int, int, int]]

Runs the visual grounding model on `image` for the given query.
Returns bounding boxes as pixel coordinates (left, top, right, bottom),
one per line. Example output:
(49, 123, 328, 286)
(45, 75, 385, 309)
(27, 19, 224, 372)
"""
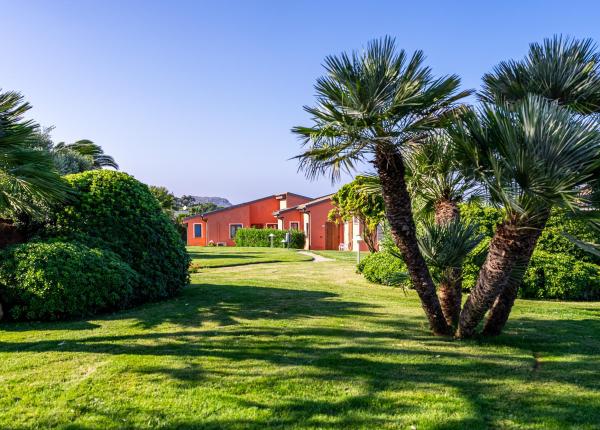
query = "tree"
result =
(293, 37, 471, 336)
(477, 36, 600, 336)
(404, 134, 481, 326)
(0, 90, 68, 219)
(149, 185, 175, 213)
(0, 89, 69, 320)
(450, 94, 600, 338)
(189, 202, 220, 215)
(329, 176, 385, 253)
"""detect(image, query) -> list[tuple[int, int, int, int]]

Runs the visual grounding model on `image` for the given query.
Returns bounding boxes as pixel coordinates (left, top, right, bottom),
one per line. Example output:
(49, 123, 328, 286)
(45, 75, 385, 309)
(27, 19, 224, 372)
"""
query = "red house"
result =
(182, 192, 370, 251)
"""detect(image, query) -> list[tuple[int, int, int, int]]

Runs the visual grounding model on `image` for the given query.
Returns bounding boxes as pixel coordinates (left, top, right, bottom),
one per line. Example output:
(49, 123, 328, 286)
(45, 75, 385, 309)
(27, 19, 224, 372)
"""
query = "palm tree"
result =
(0, 90, 68, 217)
(54, 139, 118, 172)
(0, 90, 69, 320)
(450, 94, 600, 338)
(403, 135, 481, 326)
(481, 35, 600, 113)
(478, 36, 600, 335)
(293, 37, 471, 335)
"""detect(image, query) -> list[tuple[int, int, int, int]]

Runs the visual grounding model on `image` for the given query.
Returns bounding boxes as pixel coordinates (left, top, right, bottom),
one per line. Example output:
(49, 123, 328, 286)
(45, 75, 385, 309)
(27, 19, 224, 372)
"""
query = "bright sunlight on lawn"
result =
(0, 247, 599, 429)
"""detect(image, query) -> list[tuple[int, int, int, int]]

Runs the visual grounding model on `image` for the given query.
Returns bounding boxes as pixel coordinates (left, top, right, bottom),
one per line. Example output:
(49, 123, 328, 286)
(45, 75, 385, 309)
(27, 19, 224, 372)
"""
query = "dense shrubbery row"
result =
(0, 171, 190, 321)
(234, 228, 305, 249)
(360, 203, 600, 300)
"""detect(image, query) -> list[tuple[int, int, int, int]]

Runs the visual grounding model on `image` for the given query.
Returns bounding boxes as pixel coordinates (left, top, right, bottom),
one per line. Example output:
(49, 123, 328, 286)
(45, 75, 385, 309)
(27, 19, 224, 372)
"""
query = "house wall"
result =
(305, 199, 343, 251)
(277, 210, 304, 231)
(185, 218, 207, 246)
(286, 193, 312, 208)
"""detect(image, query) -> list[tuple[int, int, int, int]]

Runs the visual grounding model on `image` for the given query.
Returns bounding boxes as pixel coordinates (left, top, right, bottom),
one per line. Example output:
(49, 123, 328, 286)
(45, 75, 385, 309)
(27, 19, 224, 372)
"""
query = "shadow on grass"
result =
(1, 279, 599, 429)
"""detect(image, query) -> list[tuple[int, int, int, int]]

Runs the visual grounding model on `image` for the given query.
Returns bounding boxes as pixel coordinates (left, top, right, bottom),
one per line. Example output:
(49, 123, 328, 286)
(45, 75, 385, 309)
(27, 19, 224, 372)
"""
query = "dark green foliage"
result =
(521, 251, 600, 300)
(0, 241, 136, 320)
(357, 251, 408, 286)
(460, 202, 600, 299)
(234, 228, 305, 249)
(52, 170, 190, 302)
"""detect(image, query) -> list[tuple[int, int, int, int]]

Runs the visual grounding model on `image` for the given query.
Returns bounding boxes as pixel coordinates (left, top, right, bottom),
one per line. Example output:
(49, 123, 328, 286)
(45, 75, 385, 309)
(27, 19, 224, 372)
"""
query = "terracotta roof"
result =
(182, 192, 316, 222)
(274, 194, 334, 216)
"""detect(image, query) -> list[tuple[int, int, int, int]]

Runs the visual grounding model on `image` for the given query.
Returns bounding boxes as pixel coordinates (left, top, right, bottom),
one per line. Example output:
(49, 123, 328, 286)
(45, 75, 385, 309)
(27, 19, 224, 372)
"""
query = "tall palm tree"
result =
(0, 90, 68, 217)
(478, 36, 600, 335)
(450, 94, 600, 338)
(293, 37, 471, 335)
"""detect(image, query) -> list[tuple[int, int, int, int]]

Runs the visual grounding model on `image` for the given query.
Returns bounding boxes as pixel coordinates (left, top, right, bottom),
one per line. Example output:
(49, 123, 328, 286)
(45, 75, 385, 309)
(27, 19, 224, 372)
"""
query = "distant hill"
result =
(190, 196, 232, 207)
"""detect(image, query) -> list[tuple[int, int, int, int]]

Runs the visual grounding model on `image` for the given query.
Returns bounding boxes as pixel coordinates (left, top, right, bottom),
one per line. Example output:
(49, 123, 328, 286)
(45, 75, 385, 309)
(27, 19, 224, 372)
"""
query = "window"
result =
(193, 223, 202, 238)
(290, 222, 300, 230)
(230, 223, 243, 239)
(266, 223, 278, 229)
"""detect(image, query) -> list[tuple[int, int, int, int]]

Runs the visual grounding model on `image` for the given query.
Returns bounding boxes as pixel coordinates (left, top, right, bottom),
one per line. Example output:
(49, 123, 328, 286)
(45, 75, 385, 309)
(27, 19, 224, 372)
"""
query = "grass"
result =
(0, 247, 599, 429)
(310, 249, 369, 263)
(187, 246, 313, 270)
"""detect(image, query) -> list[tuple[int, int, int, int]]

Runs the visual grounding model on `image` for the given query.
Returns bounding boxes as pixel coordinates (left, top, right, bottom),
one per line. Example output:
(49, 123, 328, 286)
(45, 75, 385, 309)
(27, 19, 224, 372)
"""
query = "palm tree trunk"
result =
(482, 217, 548, 336)
(434, 200, 460, 225)
(457, 213, 550, 338)
(434, 199, 462, 328)
(374, 148, 452, 336)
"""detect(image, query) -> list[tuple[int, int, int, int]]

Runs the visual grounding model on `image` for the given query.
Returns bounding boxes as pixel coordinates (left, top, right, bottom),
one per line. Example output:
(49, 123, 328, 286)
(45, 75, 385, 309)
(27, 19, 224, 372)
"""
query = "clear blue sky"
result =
(2, 1, 599, 203)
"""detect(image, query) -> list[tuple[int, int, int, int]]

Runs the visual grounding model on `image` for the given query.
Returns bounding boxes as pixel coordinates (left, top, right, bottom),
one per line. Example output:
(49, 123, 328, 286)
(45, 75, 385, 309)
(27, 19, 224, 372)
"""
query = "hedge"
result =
(50, 170, 190, 302)
(0, 241, 137, 321)
(234, 228, 305, 249)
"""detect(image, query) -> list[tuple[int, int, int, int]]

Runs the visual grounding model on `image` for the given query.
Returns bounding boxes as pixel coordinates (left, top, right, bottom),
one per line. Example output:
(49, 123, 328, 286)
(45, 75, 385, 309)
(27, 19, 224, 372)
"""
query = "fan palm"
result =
(481, 35, 600, 113)
(54, 139, 118, 171)
(450, 94, 600, 338)
(479, 35, 600, 335)
(360, 135, 481, 326)
(0, 90, 68, 217)
(293, 36, 471, 335)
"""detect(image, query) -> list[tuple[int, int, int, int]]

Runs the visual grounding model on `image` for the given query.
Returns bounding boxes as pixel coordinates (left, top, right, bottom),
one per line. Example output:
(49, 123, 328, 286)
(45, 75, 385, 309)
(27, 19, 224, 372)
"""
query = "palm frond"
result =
(481, 35, 600, 113)
(293, 36, 472, 180)
(450, 94, 600, 221)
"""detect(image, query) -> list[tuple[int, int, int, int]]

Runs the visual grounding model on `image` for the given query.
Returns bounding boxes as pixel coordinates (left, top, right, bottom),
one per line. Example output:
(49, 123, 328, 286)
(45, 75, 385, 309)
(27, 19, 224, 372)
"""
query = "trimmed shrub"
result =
(0, 241, 137, 321)
(358, 251, 408, 286)
(50, 170, 189, 302)
(234, 228, 305, 249)
(520, 250, 600, 300)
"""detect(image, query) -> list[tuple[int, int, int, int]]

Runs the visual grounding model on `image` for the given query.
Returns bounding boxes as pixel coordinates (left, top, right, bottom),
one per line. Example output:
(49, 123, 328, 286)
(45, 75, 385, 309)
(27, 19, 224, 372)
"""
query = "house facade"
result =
(182, 191, 370, 251)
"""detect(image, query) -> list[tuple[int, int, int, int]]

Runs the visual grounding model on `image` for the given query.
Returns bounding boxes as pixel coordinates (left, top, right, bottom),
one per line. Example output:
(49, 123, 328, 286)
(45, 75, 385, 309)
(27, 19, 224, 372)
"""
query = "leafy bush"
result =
(460, 202, 600, 299)
(520, 250, 600, 300)
(358, 251, 408, 286)
(234, 228, 305, 249)
(0, 241, 137, 321)
(51, 170, 189, 302)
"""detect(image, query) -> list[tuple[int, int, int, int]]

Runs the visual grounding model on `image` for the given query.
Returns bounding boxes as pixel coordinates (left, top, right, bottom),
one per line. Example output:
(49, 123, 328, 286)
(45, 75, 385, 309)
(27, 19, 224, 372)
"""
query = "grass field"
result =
(188, 246, 313, 270)
(0, 247, 599, 429)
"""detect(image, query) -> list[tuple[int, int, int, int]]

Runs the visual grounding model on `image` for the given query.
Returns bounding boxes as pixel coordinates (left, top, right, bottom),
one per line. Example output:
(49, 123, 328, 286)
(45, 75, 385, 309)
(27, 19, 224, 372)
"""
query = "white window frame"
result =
(229, 223, 243, 239)
(193, 223, 203, 238)
(290, 221, 300, 230)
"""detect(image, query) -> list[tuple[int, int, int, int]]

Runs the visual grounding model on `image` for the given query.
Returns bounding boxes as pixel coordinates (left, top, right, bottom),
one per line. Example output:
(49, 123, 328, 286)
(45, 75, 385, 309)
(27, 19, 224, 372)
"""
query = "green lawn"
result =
(310, 249, 369, 263)
(0, 247, 599, 429)
(188, 246, 313, 270)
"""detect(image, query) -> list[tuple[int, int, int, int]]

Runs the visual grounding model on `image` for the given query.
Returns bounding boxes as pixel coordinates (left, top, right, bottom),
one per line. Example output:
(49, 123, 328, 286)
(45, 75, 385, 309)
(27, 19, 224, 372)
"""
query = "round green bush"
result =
(51, 170, 189, 302)
(0, 241, 137, 321)
(358, 251, 408, 286)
